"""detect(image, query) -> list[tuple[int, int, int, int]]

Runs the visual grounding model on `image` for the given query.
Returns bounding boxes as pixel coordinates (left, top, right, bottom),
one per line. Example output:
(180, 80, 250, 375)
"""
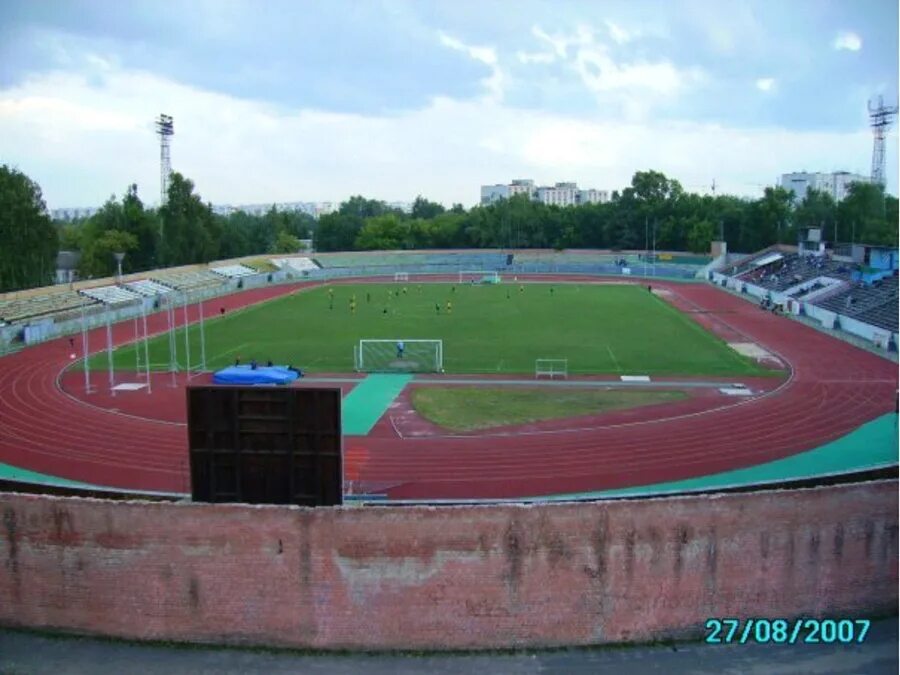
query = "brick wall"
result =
(1, 481, 897, 650)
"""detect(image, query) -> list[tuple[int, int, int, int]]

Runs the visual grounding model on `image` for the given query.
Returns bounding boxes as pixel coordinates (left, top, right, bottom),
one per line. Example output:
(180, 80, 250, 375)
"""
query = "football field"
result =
(88, 282, 771, 377)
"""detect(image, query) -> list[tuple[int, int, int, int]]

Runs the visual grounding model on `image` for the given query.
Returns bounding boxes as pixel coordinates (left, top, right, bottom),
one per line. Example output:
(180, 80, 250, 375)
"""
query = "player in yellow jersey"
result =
(446, 300, 452, 314)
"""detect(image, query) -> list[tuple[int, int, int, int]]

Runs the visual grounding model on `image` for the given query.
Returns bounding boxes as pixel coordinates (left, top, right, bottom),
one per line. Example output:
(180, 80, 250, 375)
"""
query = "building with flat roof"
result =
(480, 179, 608, 207)
(780, 171, 871, 204)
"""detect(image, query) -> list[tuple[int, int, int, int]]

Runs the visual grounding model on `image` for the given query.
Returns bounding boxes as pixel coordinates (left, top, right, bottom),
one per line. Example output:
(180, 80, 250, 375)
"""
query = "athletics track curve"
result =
(0, 278, 896, 500)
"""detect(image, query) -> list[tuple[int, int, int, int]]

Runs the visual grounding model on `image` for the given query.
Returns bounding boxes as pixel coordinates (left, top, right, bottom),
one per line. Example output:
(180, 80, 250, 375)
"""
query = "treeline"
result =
(1, 165, 897, 294)
(52, 173, 314, 284)
(317, 170, 898, 255)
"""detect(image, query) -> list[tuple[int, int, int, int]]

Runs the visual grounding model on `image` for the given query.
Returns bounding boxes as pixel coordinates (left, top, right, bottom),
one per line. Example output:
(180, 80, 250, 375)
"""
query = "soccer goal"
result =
(535, 358, 568, 379)
(872, 331, 892, 350)
(355, 339, 443, 373)
(459, 270, 501, 284)
(394, 272, 409, 282)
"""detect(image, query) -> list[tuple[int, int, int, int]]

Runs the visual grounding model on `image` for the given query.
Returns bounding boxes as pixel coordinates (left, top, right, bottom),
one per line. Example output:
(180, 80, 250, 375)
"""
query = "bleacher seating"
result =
(79, 285, 143, 305)
(741, 254, 854, 292)
(0, 288, 98, 324)
(124, 279, 175, 297)
(270, 257, 319, 273)
(813, 275, 899, 333)
(151, 268, 223, 291)
(210, 264, 258, 279)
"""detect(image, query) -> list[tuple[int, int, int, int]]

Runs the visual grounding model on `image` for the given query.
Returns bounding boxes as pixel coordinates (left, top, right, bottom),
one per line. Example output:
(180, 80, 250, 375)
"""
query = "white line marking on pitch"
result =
(606, 345, 622, 372)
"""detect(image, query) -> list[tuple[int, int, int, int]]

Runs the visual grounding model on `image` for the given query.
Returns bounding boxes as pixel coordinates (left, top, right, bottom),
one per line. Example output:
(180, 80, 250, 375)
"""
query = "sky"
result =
(0, 0, 897, 210)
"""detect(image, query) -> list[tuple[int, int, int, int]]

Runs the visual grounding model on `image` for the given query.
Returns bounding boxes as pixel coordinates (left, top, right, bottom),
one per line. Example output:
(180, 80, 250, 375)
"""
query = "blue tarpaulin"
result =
(212, 365, 301, 385)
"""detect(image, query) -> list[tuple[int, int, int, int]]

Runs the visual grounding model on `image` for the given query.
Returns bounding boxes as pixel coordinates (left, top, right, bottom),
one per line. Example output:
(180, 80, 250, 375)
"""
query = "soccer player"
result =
(435, 303, 440, 314)
(366, 292, 371, 303)
(550, 287, 554, 296)
(446, 300, 452, 314)
(519, 284, 524, 293)
(451, 285, 456, 293)
(350, 300, 357, 314)
(402, 287, 408, 295)
(396, 340, 405, 359)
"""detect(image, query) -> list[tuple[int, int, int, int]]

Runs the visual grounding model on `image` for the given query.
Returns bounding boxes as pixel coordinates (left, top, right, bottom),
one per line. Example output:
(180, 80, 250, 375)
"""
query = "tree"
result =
(411, 195, 445, 220)
(686, 219, 715, 253)
(315, 212, 364, 251)
(121, 184, 159, 269)
(0, 165, 58, 292)
(837, 182, 896, 246)
(79, 229, 139, 278)
(339, 195, 391, 219)
(158, 173, 218, 266)
(355, 214, 408, 250)
(273, 230, 302, 253)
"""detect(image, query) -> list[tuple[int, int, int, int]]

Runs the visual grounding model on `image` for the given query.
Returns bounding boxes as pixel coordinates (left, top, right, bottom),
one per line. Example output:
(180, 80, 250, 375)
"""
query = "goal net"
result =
(459, 270, 501, 284)
(394, 272, 409, 282)
(354, 339, 443, 373)
(872, 331, 891, 349)
(535, 358, 568, 379)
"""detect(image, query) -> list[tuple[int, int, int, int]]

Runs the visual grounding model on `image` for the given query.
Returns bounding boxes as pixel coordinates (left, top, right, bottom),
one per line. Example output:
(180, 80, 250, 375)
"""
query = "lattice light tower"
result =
(156, 114, 174, 206)
(868, 96, 898, 187)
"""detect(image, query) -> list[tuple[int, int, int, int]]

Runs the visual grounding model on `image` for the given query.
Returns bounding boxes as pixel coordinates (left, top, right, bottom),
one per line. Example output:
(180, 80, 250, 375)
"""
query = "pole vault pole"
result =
(183, 291, 191, 378)
(80, 298, 93, 394)
(105, 306, 115, 397)
(141, 301, 152, 394)
(134, 314, 141, 373)
(167, 298, 178, 387)
(198, 295, 207, 372)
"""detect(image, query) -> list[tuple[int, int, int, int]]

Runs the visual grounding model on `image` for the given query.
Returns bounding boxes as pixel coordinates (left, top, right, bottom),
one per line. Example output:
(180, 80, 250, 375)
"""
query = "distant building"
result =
(576, 188, 609, 205)
(50, 207, 100, 221)
(480, 184, 511, 204)
(480, 179, 608, 207)
(780, 171, 871, 204)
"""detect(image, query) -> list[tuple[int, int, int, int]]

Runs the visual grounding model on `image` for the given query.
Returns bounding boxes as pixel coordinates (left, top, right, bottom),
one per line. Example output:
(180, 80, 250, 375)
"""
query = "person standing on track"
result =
(396, 340, 405, 359)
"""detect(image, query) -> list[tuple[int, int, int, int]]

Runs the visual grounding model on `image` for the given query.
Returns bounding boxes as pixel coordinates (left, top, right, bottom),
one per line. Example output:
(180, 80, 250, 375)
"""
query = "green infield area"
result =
(88, 283, 774, 376)
(411, 386, 689, 432)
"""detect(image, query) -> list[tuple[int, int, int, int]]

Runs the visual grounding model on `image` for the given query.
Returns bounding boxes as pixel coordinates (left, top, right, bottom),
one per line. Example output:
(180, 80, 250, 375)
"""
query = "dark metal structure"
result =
(187, 386, 342, 506)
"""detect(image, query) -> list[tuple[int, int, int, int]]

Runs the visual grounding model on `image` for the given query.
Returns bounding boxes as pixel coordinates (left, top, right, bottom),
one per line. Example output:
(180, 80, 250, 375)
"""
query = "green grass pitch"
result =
(90, 282, 773, 377)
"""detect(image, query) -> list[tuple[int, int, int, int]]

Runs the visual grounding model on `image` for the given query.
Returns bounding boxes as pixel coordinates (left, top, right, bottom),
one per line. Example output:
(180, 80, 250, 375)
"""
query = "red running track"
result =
(0, 278, 896, 499)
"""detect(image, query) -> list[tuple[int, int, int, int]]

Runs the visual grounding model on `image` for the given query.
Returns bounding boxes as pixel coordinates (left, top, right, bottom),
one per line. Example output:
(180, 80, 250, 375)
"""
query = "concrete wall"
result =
(1, 481, 896, 651)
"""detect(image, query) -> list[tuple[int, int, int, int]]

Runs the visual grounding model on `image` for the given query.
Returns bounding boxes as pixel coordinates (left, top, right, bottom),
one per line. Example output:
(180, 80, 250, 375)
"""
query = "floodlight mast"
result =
(156, 114, 174, 208)
(868, 96, 898, 188)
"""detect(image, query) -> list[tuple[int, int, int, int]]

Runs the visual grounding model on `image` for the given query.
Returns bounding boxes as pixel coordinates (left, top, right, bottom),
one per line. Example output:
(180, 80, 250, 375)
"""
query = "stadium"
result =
(1, 247, 897, 650)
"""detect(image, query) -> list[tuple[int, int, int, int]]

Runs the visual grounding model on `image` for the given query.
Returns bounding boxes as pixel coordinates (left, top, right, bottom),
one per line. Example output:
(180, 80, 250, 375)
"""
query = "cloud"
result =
(604, 20, 635, 45)
(1, 61, 890, 211)
(833, 31, 862, 51)
(755, 78, 775, 92)
(438, 31, 504, 101)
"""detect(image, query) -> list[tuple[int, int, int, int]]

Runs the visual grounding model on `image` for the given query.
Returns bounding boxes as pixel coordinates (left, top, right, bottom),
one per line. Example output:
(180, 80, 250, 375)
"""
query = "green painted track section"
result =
(543, 413, 899, 501)
(1, 411, 895, 499)
(0, 463, 104, 490)
(342, 374, 412, 435)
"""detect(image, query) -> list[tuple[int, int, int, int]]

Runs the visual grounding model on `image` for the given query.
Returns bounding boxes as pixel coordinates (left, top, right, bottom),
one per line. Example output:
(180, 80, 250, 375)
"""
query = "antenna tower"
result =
(868, 96, 897, 187)
(156, 114, 174, 206)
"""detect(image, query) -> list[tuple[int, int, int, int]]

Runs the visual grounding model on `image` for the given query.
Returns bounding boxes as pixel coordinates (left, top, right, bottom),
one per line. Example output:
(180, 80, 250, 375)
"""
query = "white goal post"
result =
(535, 358, 568, 379)
(872, 331, 891, 350)
(459, 270, 501, 284)
(354, 339, 443, 373)
(394, 272, 409, 282)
